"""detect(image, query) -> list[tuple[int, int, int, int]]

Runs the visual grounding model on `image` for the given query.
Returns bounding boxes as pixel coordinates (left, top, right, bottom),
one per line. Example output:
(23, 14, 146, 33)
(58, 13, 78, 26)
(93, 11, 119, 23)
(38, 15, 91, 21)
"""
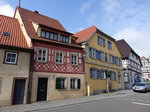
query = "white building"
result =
(141, 56, 150, 82)
(116, 39, 142, 89)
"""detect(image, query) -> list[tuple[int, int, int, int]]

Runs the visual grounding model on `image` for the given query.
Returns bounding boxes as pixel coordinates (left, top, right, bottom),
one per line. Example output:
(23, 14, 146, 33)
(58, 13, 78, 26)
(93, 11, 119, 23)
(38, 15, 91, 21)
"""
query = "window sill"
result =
(3, 62, 17, 65)
(57, 88, 68, 91)
(37, 60, 47, 63)
(70, 88, 79, 91)
(71, 64, 78, 66)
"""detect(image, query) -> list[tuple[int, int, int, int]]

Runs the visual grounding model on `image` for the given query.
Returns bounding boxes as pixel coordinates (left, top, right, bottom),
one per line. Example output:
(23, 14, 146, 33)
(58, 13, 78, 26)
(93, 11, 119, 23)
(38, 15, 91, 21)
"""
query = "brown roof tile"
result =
(116, 39, 131, 58)
(0, 15, 30, 49)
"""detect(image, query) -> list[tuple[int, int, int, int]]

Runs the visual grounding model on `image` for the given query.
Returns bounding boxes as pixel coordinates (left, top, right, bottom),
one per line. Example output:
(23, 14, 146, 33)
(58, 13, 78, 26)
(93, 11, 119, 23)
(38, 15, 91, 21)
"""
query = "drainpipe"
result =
(27, 46, 34, 103)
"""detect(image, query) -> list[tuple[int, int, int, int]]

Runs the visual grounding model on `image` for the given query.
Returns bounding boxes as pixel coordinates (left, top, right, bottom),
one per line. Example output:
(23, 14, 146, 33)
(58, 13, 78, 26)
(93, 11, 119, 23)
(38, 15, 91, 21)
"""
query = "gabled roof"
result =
(15, 7, 66, 39)
(0, 15, 30, 49)
(73, 26, 97, 43)
(116, 39, 140, 59)
(141, 56, 150, 63)
(116, 39, 131, 59)
(73, 25, 115, 43)
(15, 7, 81, 48)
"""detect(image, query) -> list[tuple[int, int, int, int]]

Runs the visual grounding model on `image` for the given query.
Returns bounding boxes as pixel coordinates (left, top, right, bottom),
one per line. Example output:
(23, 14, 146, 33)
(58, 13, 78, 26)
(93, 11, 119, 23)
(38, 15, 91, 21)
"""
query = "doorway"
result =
(37, 78, 48, 101)
(13, 79, 26, 104)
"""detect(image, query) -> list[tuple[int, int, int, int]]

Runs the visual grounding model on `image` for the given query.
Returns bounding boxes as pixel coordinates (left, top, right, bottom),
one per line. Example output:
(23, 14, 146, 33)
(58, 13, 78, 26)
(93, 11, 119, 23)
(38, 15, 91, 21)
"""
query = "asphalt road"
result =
(33, 92, 150, 112)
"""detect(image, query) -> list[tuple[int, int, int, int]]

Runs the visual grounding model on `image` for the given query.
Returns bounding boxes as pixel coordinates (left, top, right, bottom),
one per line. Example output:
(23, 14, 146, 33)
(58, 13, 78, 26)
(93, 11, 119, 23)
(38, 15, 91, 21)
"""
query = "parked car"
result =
(132, 82, 150, 92)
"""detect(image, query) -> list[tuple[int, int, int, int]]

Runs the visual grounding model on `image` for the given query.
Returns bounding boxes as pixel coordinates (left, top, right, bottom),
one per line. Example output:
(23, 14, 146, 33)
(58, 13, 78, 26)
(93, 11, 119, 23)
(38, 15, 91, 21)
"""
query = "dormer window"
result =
(41, 29, 58, 41)
(60, 35, 69, 43)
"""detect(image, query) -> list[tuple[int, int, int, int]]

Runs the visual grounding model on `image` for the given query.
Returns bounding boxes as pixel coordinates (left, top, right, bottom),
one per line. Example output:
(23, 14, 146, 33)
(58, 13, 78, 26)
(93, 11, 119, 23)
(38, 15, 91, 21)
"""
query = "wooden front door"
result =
(13, 79, 26, 104)
(37, 78, 48, 101)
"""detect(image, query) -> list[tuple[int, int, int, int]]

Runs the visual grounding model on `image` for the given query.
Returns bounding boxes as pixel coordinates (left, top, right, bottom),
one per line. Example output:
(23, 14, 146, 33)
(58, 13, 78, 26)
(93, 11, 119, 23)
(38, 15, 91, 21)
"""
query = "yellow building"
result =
(73, 26, 124, 95)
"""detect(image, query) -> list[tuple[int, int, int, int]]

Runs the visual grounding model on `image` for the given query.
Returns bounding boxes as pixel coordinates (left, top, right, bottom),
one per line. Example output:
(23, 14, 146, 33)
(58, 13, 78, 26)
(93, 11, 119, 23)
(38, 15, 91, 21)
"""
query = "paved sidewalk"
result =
(0, 90, 136, 112)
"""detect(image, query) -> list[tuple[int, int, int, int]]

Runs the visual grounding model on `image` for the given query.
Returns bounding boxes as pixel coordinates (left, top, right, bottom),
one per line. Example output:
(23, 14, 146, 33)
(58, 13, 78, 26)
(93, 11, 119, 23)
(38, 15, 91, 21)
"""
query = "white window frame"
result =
(37, 48, 48, 62)
(70, 78, 78, 89)
(55, 51, 64, 64)
(4, 52, 18, 64)
(60, 77, 67, 89)
(70, 53, 78, 65)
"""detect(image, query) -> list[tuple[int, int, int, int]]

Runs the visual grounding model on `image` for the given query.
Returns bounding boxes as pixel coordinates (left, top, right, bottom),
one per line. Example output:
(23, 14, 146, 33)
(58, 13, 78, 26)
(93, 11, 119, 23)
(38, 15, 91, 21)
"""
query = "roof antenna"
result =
(18, 0, 21, 7)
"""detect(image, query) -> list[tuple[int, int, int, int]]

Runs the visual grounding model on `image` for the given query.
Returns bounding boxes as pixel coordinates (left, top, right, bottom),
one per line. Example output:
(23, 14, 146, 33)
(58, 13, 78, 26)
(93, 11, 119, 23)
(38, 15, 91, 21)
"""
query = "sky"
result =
(0, 0, 150, 57)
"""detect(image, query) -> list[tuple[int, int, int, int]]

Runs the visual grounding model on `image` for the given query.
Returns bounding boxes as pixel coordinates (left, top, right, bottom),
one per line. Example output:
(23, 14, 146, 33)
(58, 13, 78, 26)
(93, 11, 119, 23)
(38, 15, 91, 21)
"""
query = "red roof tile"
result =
(73, 26, 97, 43)
(15, 7, 81, 48)
(0, 15, 30, 49)
(73, 26, 115, 43)
(17, 7, 66, 39)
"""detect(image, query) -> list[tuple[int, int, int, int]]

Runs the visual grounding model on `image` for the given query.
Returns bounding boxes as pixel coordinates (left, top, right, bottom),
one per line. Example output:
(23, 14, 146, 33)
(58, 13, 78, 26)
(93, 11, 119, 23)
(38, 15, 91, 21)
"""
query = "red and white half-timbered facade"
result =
(15, 7, 85, 103)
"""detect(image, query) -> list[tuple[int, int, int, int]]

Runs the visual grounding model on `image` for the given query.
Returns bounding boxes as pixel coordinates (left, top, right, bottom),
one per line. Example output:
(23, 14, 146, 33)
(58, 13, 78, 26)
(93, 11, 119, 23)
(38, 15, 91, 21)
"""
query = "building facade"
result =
(14, 7, 85, 103)
(0, 15, 31, 106)
(73, 26, 124, 95)
(116, 39, 142, 89)
(141, 56, 150, 82)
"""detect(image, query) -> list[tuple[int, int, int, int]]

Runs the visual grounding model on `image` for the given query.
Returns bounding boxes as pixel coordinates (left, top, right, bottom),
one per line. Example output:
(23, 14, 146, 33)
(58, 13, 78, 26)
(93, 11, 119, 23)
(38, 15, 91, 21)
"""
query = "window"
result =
(97, 69, 105, 79)
(90, 68, 97, 79)
(70, 78, 80, 89)
(37, 48, 47, 62)
(55, 51, 64, 64)
(4, 52, 18, 64)
(41, 30, 46, 37)
(46, 32, 50, 38)
(70, 53, 78, 65)
(60, 35, 69, 43)
(90, 68, 106, 79)
(148, 74, 150, 78)
(41, 29, 58, 41)
(110, 72, 117, 80)
(89, 47, 96, 58)
(108, 41, 112, 50)
(53, 33, 58, 41)
(98, 36, 105, 47)
(56, 77, 67, 89)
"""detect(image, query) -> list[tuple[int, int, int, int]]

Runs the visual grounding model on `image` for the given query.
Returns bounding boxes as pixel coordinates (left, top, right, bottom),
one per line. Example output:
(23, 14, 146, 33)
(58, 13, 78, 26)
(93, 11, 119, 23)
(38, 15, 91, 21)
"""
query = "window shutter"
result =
(99, 51, 102, 61)
(103, 39, 106, 47)
(64, 78, 67, 89)
(97, 69, 100, 79)
(77, 79, 81, 89)
(114, 72, 116, 80)
(99, 70, 103, 79)
(89, 48, 92, 58)
(109, 74, 112, 80)
(90, 68, 93, 78)
(56, 78, 61, 89)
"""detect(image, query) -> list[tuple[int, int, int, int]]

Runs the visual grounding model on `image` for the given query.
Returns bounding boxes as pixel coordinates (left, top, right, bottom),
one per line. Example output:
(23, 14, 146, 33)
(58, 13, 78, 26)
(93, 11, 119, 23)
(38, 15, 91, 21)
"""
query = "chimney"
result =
(34, 10, 39, 14)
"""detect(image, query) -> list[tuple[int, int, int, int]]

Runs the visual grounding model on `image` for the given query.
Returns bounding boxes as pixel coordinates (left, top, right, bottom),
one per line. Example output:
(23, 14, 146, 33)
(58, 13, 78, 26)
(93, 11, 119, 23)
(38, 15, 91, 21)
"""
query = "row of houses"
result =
(0, 7, 142, 106)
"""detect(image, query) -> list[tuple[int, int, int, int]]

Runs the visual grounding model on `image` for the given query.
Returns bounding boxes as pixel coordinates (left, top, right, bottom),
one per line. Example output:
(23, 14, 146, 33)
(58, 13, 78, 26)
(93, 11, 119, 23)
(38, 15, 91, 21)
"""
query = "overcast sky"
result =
(0, 0, 150, 57)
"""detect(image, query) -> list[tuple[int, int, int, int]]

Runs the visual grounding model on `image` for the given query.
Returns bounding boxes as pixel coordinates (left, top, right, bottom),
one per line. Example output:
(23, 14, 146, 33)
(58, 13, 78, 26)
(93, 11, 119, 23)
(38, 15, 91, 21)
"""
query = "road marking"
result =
(132, 102, 150, 106)
(131, 99, 136, 101)
(138, 100, 144, 102)
(122, 99, 129, 100)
